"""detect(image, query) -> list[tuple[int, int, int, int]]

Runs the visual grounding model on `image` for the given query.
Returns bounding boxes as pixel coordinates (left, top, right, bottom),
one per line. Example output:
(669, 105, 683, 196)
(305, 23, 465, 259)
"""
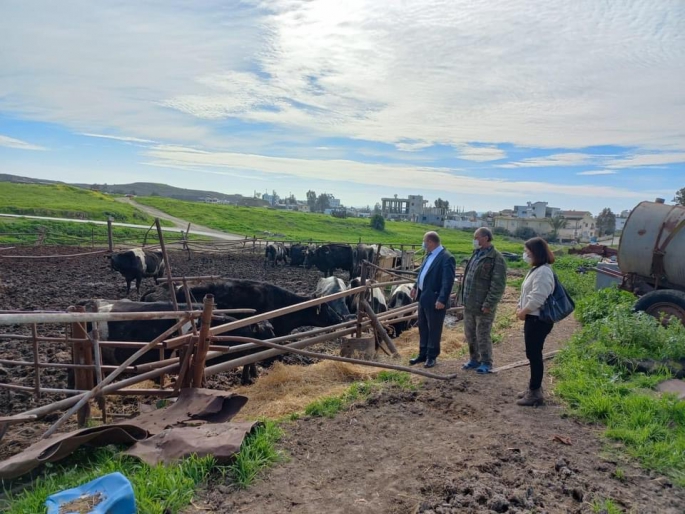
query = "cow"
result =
(289, 244, 311, 267)
(346, 277, 388, 315)
(387, 284, 415, 337)
(315, 277, 351, 319)
(174, 279, 345, 337)
(264, 243, 289, 268)
(108, 249, 165, 294)
(305, 244, 354, 277)
(353, 244, 376, 277)
(75, 300, 276, 385)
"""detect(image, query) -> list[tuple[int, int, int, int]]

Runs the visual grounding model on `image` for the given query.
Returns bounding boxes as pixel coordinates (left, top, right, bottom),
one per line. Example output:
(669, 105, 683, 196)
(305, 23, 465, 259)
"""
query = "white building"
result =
(514, 201, 560, 219)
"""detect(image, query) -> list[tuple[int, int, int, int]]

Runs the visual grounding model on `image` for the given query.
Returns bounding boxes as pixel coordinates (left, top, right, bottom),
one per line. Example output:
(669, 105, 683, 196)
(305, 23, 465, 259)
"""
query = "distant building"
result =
(513, 201, 560, 219)
(494, 216, 553, 237)
(381, 194, 427, 221)
(557, 211, 596, 242)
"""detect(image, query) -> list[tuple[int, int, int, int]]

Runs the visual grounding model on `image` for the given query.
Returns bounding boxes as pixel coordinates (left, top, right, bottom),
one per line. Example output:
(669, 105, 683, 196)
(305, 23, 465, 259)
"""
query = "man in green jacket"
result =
(458, 227, 507, 374)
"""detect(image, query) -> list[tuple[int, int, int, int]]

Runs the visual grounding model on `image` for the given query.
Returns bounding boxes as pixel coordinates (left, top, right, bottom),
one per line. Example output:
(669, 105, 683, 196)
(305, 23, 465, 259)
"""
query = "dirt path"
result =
(116, 197, 244, 240)
(187, 318, 685, 514)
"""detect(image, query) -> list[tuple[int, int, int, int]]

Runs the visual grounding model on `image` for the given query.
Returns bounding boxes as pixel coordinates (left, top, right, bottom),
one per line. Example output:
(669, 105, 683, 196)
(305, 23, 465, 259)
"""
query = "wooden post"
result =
(90, 323, 107, 423)
(91, 227, 95, 249)
(106, 217, 113, 252)
(176, 278, 199, 390)
(356, 262, 366, 338)
(361, 299, 399, 356)
(69, 306, 91, 427)
(192, 295, 215, 388)
(155, 219, 179, 313)
(31, 324, 40, 399)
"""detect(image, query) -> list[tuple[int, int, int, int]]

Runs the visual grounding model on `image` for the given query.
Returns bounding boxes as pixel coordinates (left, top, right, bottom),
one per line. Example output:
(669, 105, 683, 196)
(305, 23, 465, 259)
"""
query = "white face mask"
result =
(421, 242, 427, 251)
(523, 252, 532, 264)
(473, 239, 481, 250)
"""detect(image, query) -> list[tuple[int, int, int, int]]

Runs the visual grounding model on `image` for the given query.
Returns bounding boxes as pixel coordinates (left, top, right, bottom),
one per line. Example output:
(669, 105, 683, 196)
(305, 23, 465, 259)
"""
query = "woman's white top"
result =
(518, 264, 555, 317)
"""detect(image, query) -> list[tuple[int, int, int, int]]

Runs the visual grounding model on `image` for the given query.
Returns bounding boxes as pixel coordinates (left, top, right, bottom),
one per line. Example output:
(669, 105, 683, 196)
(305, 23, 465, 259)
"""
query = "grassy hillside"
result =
(138, 197, 523, 256)
(0, 218, 185, 246)
(0, 183, 157, 223)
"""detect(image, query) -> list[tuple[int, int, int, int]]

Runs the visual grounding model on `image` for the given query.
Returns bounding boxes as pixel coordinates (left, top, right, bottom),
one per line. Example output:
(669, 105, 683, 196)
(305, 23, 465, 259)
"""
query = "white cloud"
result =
(605, 153, 685, 169)
(143, 144, 645, 200)
(576, 170, 618, 176)
(81, 133, 155, 144)
(0, 135, 46, 151)
(0, 1, 683, 153)
(499, 153, 596, 168)
(458, 145, 507, 162)
(395, 141, 433, 152)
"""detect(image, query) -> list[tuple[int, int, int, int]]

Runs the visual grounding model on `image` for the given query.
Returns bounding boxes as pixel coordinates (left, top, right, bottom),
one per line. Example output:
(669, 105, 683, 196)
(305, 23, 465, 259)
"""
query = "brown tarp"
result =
(124, 422, 257, 466)
(0, 389, 250, 480)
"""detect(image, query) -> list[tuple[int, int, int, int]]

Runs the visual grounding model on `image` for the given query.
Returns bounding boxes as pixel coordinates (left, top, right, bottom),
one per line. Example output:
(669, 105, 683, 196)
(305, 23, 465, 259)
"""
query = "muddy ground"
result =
(187, 318, 685, 514)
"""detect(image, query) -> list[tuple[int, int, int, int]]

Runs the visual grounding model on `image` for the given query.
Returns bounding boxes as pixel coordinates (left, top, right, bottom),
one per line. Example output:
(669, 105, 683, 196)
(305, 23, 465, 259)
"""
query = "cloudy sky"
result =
(1, 0, 683, 213)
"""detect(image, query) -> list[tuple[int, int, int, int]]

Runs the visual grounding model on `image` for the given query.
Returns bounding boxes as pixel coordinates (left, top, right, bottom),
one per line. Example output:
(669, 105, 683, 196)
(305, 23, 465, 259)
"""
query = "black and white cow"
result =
(264, 243, 289, 268)
(352, 244, 376, 277)
(108, 249, 165, 294)
(346, 277, 388, 315)
(315, 277, 351, 319)
(387, 284, 415, 337)
(76, 299, 276, 385)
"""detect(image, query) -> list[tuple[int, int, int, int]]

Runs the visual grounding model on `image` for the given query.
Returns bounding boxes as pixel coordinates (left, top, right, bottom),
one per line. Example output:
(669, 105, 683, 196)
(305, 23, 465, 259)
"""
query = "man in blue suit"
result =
(409, 231, 457, 368)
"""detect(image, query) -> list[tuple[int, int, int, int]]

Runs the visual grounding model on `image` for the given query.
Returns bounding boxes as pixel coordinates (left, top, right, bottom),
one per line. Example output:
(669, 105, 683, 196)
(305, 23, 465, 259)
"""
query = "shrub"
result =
(493, 226, 510, 237)
(514, 227, 537, 240)
(575, 286, 636, 324)
(370, 214, 385, 231)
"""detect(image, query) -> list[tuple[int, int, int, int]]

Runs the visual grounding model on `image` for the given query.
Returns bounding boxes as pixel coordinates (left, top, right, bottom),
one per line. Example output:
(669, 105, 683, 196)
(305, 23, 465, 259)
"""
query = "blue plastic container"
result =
(45, 472, 136, 514)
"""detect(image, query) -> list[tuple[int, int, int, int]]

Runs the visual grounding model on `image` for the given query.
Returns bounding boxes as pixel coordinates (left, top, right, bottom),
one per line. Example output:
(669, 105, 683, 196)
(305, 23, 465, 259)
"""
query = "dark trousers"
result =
(418, 303, 446, 359)
(524, 315, 554, 390)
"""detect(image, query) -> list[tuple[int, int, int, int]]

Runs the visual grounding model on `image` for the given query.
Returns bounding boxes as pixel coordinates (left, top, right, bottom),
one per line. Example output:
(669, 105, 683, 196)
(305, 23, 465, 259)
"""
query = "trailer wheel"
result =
(634, 289, 685, 325)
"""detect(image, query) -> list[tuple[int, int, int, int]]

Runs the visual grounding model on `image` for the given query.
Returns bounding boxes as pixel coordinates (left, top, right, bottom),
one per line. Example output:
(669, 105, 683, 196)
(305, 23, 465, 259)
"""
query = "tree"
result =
(370, 213, 385, 231)
(434, 198, 449, 210)
(314, 193, 330, 213)
(306, 190, 317, 210)
(673, 187, 685, 206)
(596, 208, 616, 236)
(373, 202, 382, 214)
(547, 215, 567, 242)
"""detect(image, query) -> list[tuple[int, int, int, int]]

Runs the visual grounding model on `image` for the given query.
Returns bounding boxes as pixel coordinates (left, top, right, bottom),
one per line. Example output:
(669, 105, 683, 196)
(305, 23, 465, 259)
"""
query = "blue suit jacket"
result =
(416, 249, 457, 308)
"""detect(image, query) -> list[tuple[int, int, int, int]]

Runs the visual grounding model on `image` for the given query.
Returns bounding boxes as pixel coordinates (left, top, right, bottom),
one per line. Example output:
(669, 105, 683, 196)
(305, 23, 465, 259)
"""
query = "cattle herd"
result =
(89, 243, 416, 385)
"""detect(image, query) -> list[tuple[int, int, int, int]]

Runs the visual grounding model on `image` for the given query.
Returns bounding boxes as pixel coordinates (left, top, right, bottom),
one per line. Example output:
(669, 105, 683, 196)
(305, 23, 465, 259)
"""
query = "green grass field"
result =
(0, 183, 156, 224)
(137, 197, 524, 256)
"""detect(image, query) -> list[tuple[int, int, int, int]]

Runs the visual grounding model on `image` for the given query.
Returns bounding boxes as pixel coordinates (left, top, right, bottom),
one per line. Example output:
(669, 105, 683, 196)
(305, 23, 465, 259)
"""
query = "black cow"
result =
(109, 249, 165, 294)
(305, 244, 354, 277)
(264, 243, 289, 268)
(289, 243, 313, 267)
(176, 279, 344, 337)
(76, 299, 276, 385)
(315, 277, 351, 319)
(387, 284, 415, 337)
(353, 244, 376, 277)
(346, 277, 388, 315)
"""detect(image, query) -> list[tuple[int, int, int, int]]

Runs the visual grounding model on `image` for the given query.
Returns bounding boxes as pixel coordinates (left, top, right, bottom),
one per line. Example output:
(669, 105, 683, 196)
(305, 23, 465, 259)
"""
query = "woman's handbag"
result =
(539, 272, 575, 323)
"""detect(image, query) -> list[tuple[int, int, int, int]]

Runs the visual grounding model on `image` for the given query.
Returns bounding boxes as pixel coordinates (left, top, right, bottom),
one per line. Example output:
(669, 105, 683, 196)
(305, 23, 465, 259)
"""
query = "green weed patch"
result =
(553, 294, 685, 486)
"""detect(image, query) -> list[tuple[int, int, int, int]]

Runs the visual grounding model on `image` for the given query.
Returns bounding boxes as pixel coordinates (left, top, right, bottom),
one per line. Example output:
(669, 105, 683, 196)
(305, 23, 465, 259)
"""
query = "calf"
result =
(75, 300, 276, 385)
(315, 277, 351, 319)
(346, 277, 388, 315)
(108, 249, 165, 294)
(264, 243, 289, 268)
(178, 279, 344, 337)
(387, 284, 415, 337)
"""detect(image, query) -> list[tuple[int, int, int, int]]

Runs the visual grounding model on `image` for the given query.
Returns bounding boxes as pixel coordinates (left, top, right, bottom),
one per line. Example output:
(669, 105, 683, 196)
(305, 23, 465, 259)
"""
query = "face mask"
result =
(421, 242, 427, 251)
(473, 239, 481, 250)
(523, 252, 532, 264)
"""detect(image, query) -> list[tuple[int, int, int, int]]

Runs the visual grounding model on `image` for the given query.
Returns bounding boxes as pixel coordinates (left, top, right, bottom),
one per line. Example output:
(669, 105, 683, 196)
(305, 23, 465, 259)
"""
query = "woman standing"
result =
(515, 237, 556, 406)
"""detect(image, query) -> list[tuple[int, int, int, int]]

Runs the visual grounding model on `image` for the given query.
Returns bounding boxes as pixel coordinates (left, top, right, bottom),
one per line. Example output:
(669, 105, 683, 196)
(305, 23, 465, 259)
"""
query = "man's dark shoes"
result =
(409, 355, 427, 366)
(424, 358, 436, 368)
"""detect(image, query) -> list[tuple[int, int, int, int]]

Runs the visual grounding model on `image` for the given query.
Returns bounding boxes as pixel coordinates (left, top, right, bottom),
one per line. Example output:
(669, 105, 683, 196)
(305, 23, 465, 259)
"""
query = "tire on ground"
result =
(634, 289, 685, 324)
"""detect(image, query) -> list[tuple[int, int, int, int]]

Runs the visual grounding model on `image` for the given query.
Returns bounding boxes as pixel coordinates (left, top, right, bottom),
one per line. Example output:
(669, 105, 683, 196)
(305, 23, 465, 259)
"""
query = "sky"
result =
(0, 1, 684, 214)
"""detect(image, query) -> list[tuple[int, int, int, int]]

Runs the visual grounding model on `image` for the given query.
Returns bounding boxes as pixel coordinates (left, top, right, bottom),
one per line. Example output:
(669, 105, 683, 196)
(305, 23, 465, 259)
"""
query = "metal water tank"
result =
(618, 201, 685, 288)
